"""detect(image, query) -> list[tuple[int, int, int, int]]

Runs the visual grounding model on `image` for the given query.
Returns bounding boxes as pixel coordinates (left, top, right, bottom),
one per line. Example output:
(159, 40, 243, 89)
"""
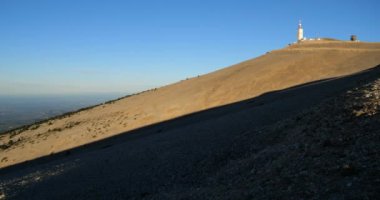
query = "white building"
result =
(297, 20, 304, 41)
(296, 21, 321, 42)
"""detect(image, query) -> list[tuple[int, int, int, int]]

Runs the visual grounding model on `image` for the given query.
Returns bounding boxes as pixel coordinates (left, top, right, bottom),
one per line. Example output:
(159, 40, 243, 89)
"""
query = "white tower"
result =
(297, 20, 304, 42)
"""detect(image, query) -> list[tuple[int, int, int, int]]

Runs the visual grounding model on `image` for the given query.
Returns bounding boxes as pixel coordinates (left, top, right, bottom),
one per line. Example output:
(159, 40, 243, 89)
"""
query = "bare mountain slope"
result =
(1, 41, 380, 169)
(1, 65, 380, 200)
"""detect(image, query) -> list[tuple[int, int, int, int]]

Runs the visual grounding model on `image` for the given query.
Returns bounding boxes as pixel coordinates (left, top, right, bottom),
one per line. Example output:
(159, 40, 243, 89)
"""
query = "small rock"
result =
(341, 164, 358, 176)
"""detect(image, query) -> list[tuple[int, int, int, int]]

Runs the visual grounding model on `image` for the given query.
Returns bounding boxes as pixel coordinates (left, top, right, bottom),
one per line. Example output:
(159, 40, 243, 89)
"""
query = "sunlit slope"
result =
(1, 41, 380, 168)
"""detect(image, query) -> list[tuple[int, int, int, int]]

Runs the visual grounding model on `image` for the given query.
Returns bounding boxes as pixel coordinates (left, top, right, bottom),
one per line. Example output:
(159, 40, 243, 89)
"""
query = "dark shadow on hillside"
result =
(1, 65, 380, 199)
(1, 65, 380, 177)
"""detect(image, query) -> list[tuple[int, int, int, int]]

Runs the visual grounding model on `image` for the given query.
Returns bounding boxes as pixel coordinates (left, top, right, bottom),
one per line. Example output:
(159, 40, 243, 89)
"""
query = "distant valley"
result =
(0, 94, 123, 133)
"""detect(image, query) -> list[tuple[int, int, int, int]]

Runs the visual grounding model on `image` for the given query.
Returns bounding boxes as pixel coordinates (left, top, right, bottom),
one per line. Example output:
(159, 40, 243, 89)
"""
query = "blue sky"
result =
(0, 0, 379, 95)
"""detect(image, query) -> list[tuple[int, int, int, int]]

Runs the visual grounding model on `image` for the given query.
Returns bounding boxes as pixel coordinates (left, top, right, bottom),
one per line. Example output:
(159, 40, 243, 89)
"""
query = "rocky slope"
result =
(183, 70, 380, 199)
(0, 65, 379, 199)
(1, 41, 380, 169)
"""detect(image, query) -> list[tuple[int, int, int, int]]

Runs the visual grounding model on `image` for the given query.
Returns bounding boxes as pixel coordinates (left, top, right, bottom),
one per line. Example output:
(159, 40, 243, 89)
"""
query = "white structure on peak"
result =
(297, 20, 304, 42)
(290, 21, 323, 45)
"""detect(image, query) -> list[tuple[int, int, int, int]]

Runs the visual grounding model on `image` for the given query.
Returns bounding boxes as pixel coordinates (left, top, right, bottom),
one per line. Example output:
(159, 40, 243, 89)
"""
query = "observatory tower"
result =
(297, 20, 304, 42)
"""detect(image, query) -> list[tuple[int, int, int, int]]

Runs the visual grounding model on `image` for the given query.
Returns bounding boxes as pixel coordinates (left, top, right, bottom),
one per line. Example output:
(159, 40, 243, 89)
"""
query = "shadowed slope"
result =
(0, 65, 379, 199)
(1, 41, 380, 169)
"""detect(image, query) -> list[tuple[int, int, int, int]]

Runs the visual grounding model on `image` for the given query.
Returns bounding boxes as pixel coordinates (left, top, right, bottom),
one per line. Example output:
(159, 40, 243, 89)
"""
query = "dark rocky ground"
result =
(182, 78, 380, 200)
(0, 66, 379, 200)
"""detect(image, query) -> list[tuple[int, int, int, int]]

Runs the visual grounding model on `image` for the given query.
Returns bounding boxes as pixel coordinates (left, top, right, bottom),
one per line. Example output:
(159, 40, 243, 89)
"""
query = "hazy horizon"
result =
(0, 93, 125, 133)
(0, 92, 127, 98)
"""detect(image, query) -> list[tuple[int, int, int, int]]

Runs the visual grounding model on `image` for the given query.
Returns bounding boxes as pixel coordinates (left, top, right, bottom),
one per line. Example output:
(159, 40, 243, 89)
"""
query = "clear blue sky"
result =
(0, 0, 379, 95)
